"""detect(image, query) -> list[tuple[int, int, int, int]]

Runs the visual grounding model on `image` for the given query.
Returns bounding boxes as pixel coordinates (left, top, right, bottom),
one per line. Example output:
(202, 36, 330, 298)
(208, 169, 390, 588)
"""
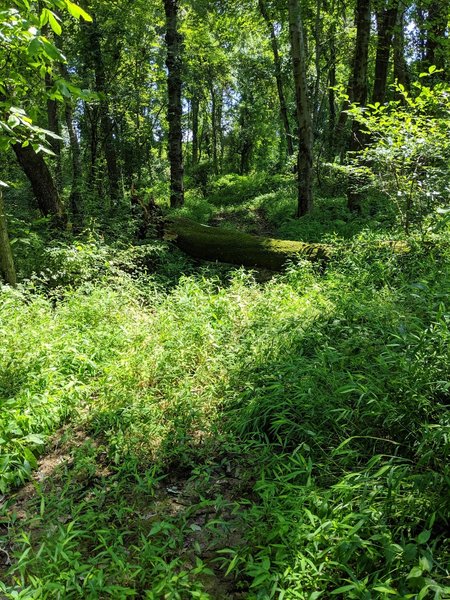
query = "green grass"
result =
(1, 188, 450, 598)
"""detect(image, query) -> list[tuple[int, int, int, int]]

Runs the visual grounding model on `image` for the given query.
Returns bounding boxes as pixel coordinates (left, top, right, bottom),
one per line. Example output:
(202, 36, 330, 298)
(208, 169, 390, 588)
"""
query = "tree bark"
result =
(334, 0, 371, 155)
(424, 1, 449, 75)
(393, 8, 410, 92)
(165, 217, 332, 269)
(13, 143, 65, 224)
(346, 0, 371, 212)
(372, 2, 399, 105)
(81, 9, 121, 203)
(0, 190, 17, 287)
(164, 217, 409, 270)
(288, 0, 314, 217)
(191, 94, 199, 166)
(164, 0, 184, 207)
(259, 0, 294, 157)
(45, 73, 63, 192)
(210, 82, 219, 175)
(64, 101, 83, 220)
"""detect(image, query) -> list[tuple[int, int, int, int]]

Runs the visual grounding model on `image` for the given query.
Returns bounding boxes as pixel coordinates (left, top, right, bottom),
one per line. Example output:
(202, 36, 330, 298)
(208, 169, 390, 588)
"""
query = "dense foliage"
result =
(1, 0, 450, 598)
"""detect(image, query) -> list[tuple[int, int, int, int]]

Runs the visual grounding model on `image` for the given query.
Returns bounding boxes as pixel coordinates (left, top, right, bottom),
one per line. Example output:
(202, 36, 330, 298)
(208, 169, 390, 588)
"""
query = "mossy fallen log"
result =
(164, 217, 333, 269)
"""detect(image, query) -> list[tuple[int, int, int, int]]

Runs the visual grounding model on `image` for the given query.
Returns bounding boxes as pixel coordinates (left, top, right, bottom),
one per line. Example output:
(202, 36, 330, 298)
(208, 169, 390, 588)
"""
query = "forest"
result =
(0, 0, 450, 597)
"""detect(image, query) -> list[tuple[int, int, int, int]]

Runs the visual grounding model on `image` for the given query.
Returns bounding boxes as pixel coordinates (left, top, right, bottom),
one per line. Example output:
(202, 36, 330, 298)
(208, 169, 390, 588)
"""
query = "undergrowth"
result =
(1, 185, 449, 598)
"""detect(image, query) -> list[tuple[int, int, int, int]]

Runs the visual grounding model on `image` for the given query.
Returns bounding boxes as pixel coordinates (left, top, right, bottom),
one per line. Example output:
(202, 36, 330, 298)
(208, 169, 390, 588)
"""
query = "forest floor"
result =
(1, 180, 450, 599)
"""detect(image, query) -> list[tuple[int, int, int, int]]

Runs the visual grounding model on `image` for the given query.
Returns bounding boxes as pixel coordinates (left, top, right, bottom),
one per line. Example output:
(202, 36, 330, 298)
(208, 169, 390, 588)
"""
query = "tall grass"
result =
(1, 198, 449, 597)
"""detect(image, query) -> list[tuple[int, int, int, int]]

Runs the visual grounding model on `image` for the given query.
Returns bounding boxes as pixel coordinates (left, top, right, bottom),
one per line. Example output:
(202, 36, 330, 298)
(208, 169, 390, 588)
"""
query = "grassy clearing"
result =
(1, 185, 450, 598)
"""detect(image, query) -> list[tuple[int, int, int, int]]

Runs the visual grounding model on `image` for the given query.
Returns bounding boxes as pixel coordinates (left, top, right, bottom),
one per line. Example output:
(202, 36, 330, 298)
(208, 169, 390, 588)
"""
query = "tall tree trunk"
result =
(164, 0, 184, 207)
(372, 2, 399, 104)
(328, 40, 337, 153)
(64, 101, 83, 220)
(346, 0, 371, 212)
(424, 1, 449, 75)
(288, 0, 314, 217)
(313, 0, 323, 127)
(0, 189, 16, 287)
(210, 82, 219, 175)
(82, 9, 121, 204)
(259, 0, 294, 156)
(191, 94, 199, 166)
(217, 89, 225, 171)
(393, 8, 410, 92)
(45, 73, 63, 192)
(334, 0, 371, 155)
(13, 143, 65, 225)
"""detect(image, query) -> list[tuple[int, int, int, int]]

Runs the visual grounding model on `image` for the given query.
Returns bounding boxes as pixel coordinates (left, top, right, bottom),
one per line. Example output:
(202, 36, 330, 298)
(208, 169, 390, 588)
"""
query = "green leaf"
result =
(23, 434, 46, 445)
(47, 10, 62, 35)
(331, 585, 356, 594)
(419, 556, 432, 572)
(41, 39, 63, 61)
(65, 1, 92, 22)
(28, 37, 42, 57)
(417, 531, 431, 545)
(407, 566, 423, 579)
(373, 586, 398, 594)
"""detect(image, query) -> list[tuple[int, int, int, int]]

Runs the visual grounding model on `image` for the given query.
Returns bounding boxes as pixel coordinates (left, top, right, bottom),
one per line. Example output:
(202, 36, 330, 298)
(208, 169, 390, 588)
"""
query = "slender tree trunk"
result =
(346, 0, 371, 212)
(13, 143, 65, 224)
(335, 0, 371, 155)
(313, 0, 323, 127)
(164, 0, 184, 207)
(210, 82, 218, 175)
(191, 94, 199, 166)
(82, 10, 121, 203)
(64, 101, 83, 219)
(328, 45, 337, 153)
(393, 8, 410, 92)
(217, 89, 224, 171)
(0, 190, 16, 287)
(288, 0, 314, 217)
(259, 0, 294, 156)
(45, 73, 63, 192)
(372, 3, 399, 104)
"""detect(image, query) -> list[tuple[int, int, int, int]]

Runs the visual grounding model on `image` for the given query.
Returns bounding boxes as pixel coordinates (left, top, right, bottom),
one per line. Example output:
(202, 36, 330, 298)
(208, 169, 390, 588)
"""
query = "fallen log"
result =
(164, 217, 333, 269)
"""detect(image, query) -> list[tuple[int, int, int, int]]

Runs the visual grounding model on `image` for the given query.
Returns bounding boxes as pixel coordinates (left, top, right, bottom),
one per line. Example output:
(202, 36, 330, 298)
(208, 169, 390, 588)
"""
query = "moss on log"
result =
(164, 217, 333, 269)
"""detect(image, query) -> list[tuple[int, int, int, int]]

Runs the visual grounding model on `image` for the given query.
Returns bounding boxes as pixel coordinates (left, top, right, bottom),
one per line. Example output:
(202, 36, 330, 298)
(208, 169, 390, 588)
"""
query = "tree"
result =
(0, 186, 16, 287)
(372, 0, 399, 105)
(288, 0, 313, 216)
(164, 0, 184, 207)
(259, 0, 294, 157)
(1, 1, 92, 226)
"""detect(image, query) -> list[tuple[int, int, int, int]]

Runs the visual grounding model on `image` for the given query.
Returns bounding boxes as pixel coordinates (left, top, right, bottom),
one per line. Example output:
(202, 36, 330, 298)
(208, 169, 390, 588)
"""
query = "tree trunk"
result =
(313, 0, 323, 127)
(0, 190, 17, 287)
(64, 101, 83, 220)
(393, 8, 410, 92)
(164, 0, 184, 207)
(424, 1, 449, 75)
(334, 0, 371, 155)
(192, 94, 199, 166)
(372, 2, 399, 105)
(349, 0, 371, 111)
(45, 73, 63, 192)
(259, 0, 294, 157)
(210, 82, 219, 175)
(164, 217, 409, 270)
(13, 143, 65, 224)
(346, 0, 371, 212)
(165, 217, 332, 269)
(82, 9, 121, 203)
(288, 0, 314, 217)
